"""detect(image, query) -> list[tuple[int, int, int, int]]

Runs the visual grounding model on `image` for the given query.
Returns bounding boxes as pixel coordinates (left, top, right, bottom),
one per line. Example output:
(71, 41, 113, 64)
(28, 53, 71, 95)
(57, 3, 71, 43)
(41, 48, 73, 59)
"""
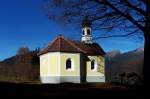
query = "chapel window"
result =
(66, 58, 72, 70)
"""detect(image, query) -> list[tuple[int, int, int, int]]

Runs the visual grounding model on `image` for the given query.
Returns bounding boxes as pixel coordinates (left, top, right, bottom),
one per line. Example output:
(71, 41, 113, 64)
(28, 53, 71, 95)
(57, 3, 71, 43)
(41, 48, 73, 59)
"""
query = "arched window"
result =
(91, 60, 95, 70)
(66, 58, 72, 70)
(87, 29, 90, 35)
(82, 30, 85, 35)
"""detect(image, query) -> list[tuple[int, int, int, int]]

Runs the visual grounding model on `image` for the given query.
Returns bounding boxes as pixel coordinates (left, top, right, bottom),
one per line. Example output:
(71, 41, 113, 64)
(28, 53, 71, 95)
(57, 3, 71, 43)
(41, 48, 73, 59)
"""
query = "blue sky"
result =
(0, 0, 144, 61)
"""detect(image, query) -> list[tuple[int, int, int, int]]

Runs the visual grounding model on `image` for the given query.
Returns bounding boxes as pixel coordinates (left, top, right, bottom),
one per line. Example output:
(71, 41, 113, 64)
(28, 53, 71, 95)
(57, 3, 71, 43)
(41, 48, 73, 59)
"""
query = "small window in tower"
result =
(66, 58, 72, 70)
(87, 29, 90, 35)
(82, 30, 85, 35)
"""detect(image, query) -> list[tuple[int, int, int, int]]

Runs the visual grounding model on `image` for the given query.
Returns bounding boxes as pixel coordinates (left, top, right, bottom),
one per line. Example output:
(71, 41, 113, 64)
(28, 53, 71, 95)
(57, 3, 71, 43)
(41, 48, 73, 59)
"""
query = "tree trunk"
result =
(143, 0, 150, 88)
(143, 34, 150, 87)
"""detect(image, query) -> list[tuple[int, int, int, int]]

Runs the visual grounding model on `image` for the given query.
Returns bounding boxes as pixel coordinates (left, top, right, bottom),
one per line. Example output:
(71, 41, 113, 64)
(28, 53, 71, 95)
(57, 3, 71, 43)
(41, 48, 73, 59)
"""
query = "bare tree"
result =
(17, 46, 30, 55)
(15, 47, 31, 79)
(42, 0, 150, 86)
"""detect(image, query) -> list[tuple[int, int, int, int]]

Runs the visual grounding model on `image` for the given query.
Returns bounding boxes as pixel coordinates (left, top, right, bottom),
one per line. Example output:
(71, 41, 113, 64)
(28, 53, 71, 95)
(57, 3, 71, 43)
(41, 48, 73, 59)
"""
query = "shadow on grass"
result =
(0, 81, 147, 98)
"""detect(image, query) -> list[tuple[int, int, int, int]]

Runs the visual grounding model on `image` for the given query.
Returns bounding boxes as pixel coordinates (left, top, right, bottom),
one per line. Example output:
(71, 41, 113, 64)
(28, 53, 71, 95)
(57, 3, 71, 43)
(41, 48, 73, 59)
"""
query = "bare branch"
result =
(92, 12, 118, 21)
(93, 29, 138, 39)
(139, 0, 146, 4)
(123, 0, 146, 16)
(43, 0, 145, 40)
(94, 0, 144, 32)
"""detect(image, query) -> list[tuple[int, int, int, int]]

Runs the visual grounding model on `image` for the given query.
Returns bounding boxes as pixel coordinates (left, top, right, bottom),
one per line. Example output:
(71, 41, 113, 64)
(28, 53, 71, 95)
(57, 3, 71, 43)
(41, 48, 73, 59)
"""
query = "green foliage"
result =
(97, 56, 104, 74)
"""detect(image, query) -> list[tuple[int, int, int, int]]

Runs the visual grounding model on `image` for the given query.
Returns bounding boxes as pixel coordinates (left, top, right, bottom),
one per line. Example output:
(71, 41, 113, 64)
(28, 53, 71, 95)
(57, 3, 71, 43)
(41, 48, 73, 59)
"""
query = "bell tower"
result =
(81, 17, 93, 44)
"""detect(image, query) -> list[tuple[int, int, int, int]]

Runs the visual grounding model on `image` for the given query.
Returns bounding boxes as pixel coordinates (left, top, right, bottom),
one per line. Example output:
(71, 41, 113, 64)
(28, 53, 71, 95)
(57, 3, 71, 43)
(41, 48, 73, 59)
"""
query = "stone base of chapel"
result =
(40, 76, 105, 83)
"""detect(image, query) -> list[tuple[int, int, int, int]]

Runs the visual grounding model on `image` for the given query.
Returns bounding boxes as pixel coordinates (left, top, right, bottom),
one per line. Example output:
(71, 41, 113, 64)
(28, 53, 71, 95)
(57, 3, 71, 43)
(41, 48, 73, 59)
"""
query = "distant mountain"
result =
(105, 50, 121, 58)
(105, 47, 144, 85)
(133, 46, 144, 52)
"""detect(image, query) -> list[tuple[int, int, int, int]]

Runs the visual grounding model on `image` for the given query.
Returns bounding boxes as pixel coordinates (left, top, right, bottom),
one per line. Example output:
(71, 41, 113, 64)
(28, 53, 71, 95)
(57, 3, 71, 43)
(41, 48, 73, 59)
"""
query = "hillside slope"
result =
(105, 47, 144, 85)
(0, 51, 40, 83)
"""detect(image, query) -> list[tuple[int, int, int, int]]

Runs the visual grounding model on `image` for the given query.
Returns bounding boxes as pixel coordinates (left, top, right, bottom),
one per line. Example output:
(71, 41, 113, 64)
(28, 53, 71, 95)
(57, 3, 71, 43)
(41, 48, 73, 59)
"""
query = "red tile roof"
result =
(38, 35, 105, 56)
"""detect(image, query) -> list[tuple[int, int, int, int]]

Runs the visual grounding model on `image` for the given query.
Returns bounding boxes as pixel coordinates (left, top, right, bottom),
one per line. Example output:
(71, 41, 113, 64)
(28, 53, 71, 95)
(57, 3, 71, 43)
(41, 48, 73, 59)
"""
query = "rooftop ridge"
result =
(59, 36, 61, 51)
(38, 35, 105, 56)
(47, 35, 64, 48)
(64, 38, 86, 53)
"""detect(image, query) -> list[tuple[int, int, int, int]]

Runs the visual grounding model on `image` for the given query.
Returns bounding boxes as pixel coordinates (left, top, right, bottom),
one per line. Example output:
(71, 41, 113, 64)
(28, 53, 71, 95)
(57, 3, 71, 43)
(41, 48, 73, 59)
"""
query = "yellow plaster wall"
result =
(48, 53, 60, 75)
(40, 52, 80, 76)
(87, 56, 105, 76)
(40, 54, 49, 75)
(40, 53, 60, 76)
(40, 52, 104, 77)
(60, 53, 80, 76)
